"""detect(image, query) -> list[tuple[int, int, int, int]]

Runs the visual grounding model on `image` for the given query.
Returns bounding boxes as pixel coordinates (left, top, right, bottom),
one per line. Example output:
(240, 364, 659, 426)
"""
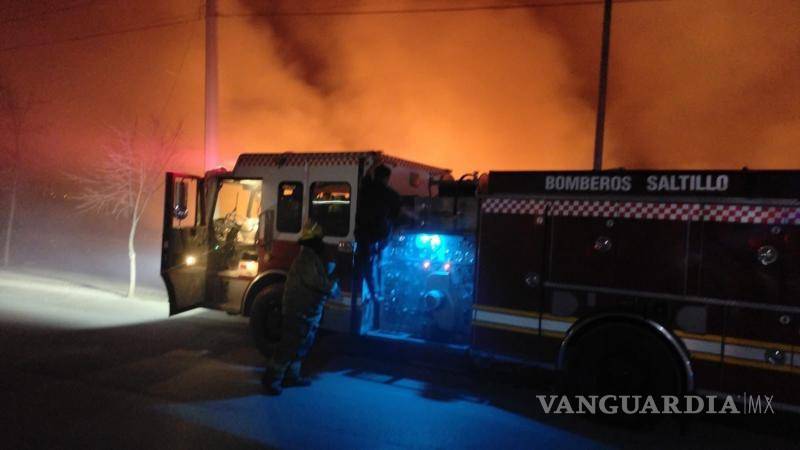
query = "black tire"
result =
(249, 283, 284, 359)
(564, 321, 685, 397)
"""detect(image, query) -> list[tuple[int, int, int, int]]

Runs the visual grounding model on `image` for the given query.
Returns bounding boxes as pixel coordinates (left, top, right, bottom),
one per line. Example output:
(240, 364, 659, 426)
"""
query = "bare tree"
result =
(72, 118, 182, 298)
(0, 79, 41, 268)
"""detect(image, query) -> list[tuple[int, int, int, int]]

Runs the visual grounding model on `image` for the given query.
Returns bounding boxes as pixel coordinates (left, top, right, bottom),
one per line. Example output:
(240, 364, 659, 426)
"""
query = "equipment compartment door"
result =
(612, 219, 688, 294)
(700, 222, 782, 304)
(474, 207, 546, 359)
(548, 215, 616, 288)
(161, 173, 207, 315)
(721, 307, 800, 405)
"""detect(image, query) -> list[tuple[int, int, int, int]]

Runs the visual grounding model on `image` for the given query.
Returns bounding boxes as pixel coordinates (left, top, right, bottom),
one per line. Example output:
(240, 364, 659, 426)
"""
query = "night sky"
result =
(2, 0, 798, 176)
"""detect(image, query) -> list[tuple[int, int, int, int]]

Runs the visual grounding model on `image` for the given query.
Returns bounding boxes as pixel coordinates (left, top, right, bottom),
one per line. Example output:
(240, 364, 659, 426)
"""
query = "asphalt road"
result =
(1, 271, 798, 450)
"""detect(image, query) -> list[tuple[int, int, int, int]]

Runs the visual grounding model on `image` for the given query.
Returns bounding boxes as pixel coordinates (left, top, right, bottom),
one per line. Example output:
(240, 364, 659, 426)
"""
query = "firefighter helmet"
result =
(299, 221, 324, 242)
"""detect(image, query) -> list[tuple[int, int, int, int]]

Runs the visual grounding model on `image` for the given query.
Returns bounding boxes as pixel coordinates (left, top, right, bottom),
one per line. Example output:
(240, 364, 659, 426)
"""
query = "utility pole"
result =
(593, 0, 612, 171)
(204, 0, 218, 171)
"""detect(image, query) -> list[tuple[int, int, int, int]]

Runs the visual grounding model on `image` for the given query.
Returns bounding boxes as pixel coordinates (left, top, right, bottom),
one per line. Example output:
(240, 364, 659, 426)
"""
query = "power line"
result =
(158, 20, 197, 119)
(216, 0, 668, 18)
(0, 0, 98, 26)
(0, 0, 669, 53)
(0, 14, 200, 53)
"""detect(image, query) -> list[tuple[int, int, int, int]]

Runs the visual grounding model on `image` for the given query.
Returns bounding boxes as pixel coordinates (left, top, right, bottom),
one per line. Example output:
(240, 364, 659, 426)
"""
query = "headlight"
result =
(185, 255, 197, 266)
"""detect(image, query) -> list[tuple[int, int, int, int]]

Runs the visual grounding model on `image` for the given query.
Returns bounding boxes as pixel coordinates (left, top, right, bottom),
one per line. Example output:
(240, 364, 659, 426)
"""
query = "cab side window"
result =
(309, 182, 351, 237)
(276, 181, 303, 233)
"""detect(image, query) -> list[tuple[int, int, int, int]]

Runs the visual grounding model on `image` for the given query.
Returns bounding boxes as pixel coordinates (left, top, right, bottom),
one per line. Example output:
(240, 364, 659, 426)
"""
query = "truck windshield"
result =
(213, 179, 262, 245)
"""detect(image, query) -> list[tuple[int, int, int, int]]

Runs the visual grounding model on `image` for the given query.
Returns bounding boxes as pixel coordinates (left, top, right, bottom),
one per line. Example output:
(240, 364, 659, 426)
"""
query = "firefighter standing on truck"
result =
(262, 222, 338, 396)
(354, 164, 401, 303)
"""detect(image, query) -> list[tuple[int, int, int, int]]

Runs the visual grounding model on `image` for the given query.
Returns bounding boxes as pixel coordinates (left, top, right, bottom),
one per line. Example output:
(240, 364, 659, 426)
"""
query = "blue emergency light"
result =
(378, 232, 476, 343)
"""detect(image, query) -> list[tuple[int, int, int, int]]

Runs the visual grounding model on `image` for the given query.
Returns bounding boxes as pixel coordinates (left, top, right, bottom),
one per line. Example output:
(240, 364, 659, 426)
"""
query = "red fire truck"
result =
(162, 152, 800, 410)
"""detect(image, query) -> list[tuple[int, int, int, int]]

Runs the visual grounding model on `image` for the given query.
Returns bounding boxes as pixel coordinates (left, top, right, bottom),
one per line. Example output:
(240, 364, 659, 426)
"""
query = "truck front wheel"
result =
(249, 284, 284, 359)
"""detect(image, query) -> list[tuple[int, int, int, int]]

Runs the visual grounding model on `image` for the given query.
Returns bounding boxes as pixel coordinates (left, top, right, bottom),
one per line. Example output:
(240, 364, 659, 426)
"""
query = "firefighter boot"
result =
(282, 377, 312, 388)
(261, 365, 285, 396)
(261, 375, 284, 396)
(281, 360, 312, 387)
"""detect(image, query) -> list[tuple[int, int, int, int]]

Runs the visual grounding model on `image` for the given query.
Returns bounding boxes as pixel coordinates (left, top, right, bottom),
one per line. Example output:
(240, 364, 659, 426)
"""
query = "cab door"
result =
(161, 173, 207, 315)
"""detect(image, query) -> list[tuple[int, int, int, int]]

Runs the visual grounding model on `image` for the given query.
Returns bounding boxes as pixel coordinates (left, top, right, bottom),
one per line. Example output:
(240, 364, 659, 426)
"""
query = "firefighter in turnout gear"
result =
(262, 222, 338, 395)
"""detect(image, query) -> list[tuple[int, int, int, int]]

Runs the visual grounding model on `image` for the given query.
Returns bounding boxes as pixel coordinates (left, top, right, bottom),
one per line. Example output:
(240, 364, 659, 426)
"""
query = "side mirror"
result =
(173, 180, 189, 220)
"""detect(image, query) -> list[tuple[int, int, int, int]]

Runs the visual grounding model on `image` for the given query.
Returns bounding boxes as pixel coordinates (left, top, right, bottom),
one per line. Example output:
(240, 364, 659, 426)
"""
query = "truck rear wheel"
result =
(563, 321, 684, 398)
(249, 283, 284, 359)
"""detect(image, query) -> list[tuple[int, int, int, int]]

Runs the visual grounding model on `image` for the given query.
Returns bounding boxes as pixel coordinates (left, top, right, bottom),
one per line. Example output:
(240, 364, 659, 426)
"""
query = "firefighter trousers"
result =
(264, 314, 320, 384)
(355, 239, 382, 300)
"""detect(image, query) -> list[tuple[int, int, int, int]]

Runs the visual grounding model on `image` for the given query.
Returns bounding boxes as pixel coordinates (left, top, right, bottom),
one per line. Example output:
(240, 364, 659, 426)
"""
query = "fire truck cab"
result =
(161, 151, 464, 350)
(162, 154, 800, 409)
